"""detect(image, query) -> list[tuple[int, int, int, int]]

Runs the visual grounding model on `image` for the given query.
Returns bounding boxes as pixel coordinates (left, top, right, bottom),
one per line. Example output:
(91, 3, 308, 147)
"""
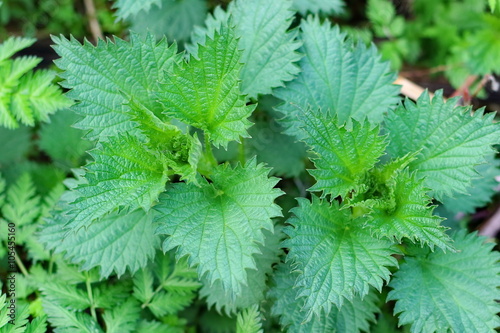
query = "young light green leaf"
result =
(52, 33, 179, 140)
(155, 159, 283, 296)
(68, 134, 168, 228)
(292, 0, 345, 15)
(159, 24, 254, 148)
(42, 299, 103, 333)
(362, 167, 453, 251)
(489, 0, 499, 12)
(299, 110, 386, 199)
(388, 230, 500, 333)
(236, 305, 263, 333)
(269, 262, 379, 333)
(39, 280, 91, 310)
(112, 0, 161, 20)
(2, 173, 40, 226)
(0, 37, 35, 62)
(40, 207, 160, 278)
(284, 197, 398, 320)
(385, 90, 500, 201)
(275, 16, 400, 132)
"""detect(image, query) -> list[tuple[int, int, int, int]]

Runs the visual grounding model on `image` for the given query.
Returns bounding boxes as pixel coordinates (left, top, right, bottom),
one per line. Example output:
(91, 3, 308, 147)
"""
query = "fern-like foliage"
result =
(284, 197, 398, 320)
(155, 159, 283, 297)
(0, 37, 71, 128)
(275, 16, 400, 132)
(385, 90, 500, 201)
(236, 305, 263, 333)
(159, 23, 254, 148)
(189, 0, 302, 99)
(0, 296, 47, 333)
(388, 230, 500, 332)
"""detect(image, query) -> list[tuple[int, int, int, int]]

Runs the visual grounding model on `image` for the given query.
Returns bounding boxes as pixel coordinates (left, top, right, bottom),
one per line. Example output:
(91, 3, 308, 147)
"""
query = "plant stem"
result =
(13, 248, 29, 277)
(85, 274, 97, 321)
(83, 0, 103, 43)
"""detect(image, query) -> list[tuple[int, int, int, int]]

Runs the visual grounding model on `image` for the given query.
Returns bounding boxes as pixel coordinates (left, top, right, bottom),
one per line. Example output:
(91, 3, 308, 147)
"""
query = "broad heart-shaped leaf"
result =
(188, 0, 302, 99)
(299, 110, 386, 199)
(154, 159, 283, 296)
(52, 33, 179, 141)
(292, 0, 345, 15)
(274, 16, 400, 132)
(39, 206, 160, 278)
(112, 0, 161, 20)
(388, 230, 500, 333)
(159, 24, 254, 148)
(284, 197, 399, 320)
(385, 90, 500, 201)
(360, 165, 453, 251)
(68, 134, 168, 229)
(269, 262, 379, 333)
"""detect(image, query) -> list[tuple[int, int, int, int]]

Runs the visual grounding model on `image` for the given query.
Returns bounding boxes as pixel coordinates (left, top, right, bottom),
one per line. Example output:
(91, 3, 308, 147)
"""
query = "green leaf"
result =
(155, 158, 283, 295)
(275, 16, 400, 132)
(0, 126, 31, 165)
(463, 16, 500, 75)
(2, 173, 40, 226)
(38, 108, 93, 169)
(102, 299, 140, 333)
(292, 0, 345, 15)
(112, 0, 161, 20)
(159, 23, 254, 148)
(68, 134, 168, 228)
(40, 207, 160, 278)
(299, 110, 386, 199)
(199, 227, 283, 315)
(269, 262, 379, 333)
(0, 36, 71, 128)
(385, 90, 500, 201)
(189, 0, 302, 99)
(284, 197, 398, 320)
(490, 0, 500, 12)
(236, 305, 263, 333)
(42, 299, 103, 333)
(361, 166, 453, 251)
(441, 155, 500, 214)
(39, 280, 91, 310)
(388, 230, 500, 333)
(52, 33, 179, 140)
(130, 0, 207, 42)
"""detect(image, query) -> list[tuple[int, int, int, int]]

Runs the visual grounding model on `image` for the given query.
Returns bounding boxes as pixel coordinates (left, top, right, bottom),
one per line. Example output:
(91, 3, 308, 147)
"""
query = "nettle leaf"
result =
(159, 24, 254, 148)
(189, 0, 302, 99)
(388, 230, 500, 333)
(155, 159, 283, 296)
(269, 262, 379, 333)
(52, 33, 179, 140)
(292, 0, 345, 15)
(68, 134, 168, 228)
(385, 90, 500, 201)
(130, 0, 208, 42)
(284, 197, 398, 320)
(441, 154, 500, 214)
(299, 110, 386, 199)
(362, 165, 453, 251)
(0, 37, 71, 129)
(200, 227, 283, 315)
(112, 0, 162, 21)
(275, 16, 400, 132)
(40, 207, 160, 278)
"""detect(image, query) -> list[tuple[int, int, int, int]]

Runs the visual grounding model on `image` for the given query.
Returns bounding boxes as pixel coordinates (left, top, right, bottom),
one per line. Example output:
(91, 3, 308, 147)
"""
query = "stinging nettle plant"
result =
(0, 0, 493, 332)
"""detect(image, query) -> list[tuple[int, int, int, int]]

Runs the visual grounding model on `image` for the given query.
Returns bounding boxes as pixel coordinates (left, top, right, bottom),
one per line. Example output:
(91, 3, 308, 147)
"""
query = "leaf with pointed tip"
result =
(112, 0, 162, 20)
(292, 0, 345, 15)
(385, 90, 500, 201)
(236, 305, 263, 333)
(284, 197, 398, 320)
(155, 159, 283, 296)
(388, 230, 500, 333)
(67, 134, 168, 228)
(42, 299, 103, 333)
(102, 299, 141, 333)
(275, 16, 400, 132)
(299, 110, 386, 199)
(52, 33, 179, 140)
(188, 0, 302, 99)
(269, 262, 379, 333)
(159, 24, 254, 148)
